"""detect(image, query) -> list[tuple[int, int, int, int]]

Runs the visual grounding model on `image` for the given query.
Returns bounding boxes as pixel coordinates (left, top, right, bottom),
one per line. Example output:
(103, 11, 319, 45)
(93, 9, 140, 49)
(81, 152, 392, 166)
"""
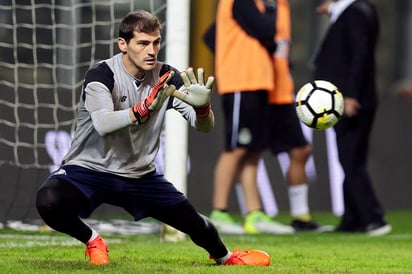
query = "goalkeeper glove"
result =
(173, 67, 214, 116)
(132, 70, 175, 123)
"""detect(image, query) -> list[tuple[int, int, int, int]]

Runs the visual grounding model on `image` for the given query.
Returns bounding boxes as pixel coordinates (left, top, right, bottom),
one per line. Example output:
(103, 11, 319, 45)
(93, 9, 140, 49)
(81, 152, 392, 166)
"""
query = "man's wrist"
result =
(132, 99, 151, 123)
(194, 104, 211, 117)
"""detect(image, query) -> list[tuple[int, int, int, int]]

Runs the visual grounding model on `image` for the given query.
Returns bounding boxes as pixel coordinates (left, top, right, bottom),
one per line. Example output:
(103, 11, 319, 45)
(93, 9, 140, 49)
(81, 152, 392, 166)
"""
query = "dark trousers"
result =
(334, 109, 385, 228)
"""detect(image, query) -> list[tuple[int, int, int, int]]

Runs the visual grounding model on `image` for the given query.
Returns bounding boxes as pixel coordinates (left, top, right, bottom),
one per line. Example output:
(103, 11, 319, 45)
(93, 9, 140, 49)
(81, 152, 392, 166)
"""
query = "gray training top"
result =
(62, 53, 197, 178)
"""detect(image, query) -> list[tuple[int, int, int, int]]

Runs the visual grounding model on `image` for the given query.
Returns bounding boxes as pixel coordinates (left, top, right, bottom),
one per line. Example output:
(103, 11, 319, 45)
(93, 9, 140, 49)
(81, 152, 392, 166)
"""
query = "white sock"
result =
(288, 184, 309, 218)
(215, 251, 231, 265)
(88, 228, 99, 243)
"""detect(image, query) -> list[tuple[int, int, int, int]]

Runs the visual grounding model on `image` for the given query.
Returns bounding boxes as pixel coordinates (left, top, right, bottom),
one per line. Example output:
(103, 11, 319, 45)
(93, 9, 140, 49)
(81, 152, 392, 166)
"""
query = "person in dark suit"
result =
(312, 0, 391, 236)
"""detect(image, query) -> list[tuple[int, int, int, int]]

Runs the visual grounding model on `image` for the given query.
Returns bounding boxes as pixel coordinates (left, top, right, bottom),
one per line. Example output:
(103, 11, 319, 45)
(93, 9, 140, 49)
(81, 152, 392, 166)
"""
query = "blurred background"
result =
(189, 0, 412, 215)
(0, 0, 411, 225)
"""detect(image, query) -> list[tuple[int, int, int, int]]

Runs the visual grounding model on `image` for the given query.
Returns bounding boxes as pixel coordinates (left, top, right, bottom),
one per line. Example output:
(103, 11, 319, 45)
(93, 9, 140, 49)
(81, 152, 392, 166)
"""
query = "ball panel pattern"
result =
(295, 80, 344, 130)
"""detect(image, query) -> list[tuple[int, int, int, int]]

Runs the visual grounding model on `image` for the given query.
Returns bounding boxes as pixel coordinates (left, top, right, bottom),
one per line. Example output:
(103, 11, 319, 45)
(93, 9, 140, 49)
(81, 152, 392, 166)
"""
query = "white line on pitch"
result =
(0, 234, 122, 248)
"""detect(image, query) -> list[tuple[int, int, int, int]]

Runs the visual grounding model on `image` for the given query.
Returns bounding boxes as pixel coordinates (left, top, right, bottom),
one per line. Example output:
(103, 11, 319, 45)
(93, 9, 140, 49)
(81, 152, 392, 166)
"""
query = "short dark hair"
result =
(119, 10, 162, 43)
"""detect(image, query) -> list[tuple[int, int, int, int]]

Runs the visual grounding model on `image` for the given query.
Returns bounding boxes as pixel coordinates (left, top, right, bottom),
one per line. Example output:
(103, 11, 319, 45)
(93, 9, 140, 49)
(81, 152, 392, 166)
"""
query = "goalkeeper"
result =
(35, 10, 269, 266)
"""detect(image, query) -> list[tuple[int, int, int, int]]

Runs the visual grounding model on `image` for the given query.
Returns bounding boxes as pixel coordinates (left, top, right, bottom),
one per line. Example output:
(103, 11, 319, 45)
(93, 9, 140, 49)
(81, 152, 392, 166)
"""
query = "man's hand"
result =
(263, 0, 277, 13)
(344, 97, 361, 117)
(132, 70, 175, 123)
(173, 67, 214, 116)
(316, 0, 333, 15)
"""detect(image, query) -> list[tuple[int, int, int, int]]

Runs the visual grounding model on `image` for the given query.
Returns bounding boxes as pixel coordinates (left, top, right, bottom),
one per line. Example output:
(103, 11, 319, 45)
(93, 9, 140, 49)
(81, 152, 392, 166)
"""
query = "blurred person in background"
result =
(264, 0, 333, 232)
(312, 0, 391, 235)
(205, 0, 294, 235)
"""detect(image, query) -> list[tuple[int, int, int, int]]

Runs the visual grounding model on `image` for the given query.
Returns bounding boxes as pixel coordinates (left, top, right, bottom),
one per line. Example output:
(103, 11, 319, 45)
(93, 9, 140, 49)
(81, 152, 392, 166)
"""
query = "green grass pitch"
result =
(0, 210, 411, 273)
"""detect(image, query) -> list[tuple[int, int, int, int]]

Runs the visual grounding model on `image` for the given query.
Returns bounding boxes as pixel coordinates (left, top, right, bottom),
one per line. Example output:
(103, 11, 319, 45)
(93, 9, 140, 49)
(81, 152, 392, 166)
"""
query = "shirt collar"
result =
(328, 0, 357, 23)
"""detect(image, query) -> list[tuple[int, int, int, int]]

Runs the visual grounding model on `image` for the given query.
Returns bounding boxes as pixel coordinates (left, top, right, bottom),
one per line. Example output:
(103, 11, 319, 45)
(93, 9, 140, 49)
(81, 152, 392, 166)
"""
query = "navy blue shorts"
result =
(48, 165, 187, 221)
(267, 103, 309, 154)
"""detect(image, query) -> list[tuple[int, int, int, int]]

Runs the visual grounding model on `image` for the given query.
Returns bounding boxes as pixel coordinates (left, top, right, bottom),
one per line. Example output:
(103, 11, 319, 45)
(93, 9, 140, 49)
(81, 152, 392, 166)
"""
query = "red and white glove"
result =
(173, 67, 214, 116)
(132, 70, 175, 123)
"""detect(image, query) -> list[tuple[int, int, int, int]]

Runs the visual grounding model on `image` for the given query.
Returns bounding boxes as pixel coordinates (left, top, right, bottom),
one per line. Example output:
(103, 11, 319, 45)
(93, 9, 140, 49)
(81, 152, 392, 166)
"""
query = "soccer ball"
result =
(295, 80, 344, 130)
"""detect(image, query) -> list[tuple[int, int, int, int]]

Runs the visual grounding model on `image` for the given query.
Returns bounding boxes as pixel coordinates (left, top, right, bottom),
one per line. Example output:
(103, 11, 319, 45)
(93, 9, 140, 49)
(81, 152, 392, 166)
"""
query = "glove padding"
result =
(173, 68, 214, 114)
(133, 70, 175, 122)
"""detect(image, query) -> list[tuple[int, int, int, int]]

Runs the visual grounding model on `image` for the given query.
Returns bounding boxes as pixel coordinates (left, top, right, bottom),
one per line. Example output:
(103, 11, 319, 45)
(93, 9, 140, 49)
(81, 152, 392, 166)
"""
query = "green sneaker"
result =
(244, 211, 294, 234)
(209, 210, 245, 235)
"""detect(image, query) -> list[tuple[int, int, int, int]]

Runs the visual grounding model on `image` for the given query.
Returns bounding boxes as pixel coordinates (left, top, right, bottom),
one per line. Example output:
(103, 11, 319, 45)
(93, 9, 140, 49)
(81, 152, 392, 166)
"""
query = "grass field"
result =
(0, 210, 411, 273)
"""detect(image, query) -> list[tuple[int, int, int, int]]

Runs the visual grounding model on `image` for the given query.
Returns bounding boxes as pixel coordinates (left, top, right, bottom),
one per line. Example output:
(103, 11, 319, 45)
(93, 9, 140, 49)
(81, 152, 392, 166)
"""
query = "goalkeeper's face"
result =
(118, 30, 161, 77)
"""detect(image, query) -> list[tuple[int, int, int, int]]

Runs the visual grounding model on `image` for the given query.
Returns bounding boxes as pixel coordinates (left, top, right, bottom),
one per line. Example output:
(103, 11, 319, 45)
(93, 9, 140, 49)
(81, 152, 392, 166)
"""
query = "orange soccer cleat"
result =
(224, 248, 271, 266)
(85, 235, 109, 265)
